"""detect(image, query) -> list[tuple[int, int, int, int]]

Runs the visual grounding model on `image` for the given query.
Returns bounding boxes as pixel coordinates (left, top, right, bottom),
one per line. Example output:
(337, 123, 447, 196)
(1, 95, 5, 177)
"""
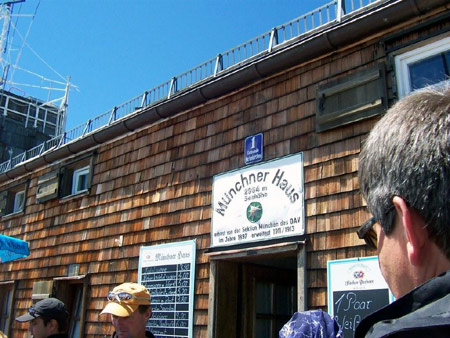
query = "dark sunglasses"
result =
(357, 216, 378, 250)
(107, 291, 149, 303)
(28, 306, 39, 318)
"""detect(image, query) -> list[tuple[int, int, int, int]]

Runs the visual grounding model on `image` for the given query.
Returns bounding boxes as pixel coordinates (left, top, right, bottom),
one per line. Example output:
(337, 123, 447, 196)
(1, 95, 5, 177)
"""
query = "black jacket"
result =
(355, 270, 450, 337)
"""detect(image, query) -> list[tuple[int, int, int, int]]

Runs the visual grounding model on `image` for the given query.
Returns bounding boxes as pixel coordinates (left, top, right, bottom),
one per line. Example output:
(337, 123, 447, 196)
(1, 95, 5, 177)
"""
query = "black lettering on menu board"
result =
(142, 263, 192, 338)
(333, 289, 389, 337)
(139, 241, 195, 338)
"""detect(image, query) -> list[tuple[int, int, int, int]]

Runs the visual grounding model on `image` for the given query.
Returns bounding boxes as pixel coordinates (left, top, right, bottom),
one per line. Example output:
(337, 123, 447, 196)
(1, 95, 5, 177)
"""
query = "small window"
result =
(395, 36, 450, 97)
(71, 166, 90, 195)
(0, 183, 27, 217)
(13, 191, 25, 214)
(59, 157, 93, 198)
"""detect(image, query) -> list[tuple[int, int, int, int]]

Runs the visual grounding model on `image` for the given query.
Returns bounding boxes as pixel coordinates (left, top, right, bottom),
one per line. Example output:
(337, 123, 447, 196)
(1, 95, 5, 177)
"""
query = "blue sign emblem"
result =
(244, 133, 263, 165)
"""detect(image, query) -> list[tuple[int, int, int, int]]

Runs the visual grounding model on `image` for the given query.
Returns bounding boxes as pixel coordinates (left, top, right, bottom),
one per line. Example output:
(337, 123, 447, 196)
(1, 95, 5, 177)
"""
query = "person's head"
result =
(358, 85, 450, 297)
(15, 297, 68, 338)
(100, 282, 152, 338)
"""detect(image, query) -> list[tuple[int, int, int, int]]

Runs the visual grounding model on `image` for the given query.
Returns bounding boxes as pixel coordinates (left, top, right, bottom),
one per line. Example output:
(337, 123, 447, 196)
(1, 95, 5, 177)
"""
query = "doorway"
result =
(211, 252, 300, 338)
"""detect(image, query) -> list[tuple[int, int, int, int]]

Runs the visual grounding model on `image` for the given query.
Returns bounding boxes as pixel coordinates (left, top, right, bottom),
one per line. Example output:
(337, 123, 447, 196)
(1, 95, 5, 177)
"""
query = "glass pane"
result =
(256, 282, 272, 314)
(275, 318, 288, 336)
(74, 287, 82, 317)
(36, 121, 44, 132)
(13, 191, 25, 213)
(255, 318, 271, 338)
(71, 321, 80, 338)
(70, 287, 83, 337)
(47, 112, 58, 124)
(72, 167, 89, 194)
(26, 116, 35, 128)
(275, 285, 293, 315)
(38, 108, 46, 120)
(77, 174, 87, 191)
(409, 54, 446, 90)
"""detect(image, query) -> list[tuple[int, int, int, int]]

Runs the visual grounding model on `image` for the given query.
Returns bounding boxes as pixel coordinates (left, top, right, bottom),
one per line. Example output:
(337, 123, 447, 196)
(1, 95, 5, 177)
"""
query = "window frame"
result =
(12, 190, 25, 214)
(395, 35, 450, 98)
(71, 166, 90, 195)
(59, 155, 94, 199)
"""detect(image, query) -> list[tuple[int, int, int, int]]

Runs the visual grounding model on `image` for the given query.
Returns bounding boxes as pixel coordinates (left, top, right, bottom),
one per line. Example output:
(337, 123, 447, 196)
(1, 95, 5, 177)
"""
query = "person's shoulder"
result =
(145, 331, 156, 338)
(359, 293, 450, 337)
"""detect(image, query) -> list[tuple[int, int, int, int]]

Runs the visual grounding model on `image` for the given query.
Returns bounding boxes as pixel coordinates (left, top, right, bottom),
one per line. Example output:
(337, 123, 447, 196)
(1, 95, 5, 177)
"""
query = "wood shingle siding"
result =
(1, 2, 449, 337)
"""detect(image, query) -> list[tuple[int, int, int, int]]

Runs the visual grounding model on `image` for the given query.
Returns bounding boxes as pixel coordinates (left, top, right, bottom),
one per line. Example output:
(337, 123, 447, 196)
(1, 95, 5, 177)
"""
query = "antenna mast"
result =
(0, 0, 25, 87)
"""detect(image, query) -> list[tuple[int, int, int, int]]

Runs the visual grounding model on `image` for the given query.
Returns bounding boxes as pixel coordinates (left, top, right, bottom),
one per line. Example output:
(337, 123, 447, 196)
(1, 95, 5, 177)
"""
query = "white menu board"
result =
(138, 240, 196, 338)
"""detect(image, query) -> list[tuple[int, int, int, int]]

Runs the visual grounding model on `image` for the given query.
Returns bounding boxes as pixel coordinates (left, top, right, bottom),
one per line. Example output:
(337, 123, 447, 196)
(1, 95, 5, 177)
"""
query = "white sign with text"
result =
(211, 153, 304, 247)
(328, 256, 394, 336)
(138, 240, 196, 338)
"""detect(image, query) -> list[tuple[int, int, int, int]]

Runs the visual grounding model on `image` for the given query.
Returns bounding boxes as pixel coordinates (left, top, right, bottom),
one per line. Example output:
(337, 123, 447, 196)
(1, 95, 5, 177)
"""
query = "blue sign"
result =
(244, 133, 263, 165)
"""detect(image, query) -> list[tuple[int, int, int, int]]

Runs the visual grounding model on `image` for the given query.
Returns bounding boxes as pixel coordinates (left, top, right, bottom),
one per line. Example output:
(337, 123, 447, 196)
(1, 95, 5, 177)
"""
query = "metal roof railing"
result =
(0, 0, 381, 174)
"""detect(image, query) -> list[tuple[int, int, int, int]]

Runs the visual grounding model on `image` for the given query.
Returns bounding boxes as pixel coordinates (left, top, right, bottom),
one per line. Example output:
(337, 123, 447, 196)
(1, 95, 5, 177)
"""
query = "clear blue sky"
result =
(5, 0, 329, 131)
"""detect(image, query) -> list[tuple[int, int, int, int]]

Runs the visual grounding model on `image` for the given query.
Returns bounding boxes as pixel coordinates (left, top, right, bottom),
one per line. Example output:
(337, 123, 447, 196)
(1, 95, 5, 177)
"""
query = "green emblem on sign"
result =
(247, 202, 263, 223)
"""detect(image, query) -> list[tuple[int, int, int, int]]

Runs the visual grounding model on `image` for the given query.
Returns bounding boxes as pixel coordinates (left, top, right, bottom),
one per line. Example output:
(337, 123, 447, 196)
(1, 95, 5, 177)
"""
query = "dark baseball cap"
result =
(15, 298, 68, 322)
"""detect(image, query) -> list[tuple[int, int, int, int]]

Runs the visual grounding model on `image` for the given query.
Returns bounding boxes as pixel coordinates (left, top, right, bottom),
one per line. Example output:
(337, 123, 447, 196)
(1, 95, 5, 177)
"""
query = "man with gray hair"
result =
(355, 85, 450, 337)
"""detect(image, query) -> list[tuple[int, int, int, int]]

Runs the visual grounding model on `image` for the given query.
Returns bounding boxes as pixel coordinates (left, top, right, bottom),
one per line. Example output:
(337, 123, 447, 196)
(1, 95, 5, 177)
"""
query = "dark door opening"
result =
(214, 254, 298, 338)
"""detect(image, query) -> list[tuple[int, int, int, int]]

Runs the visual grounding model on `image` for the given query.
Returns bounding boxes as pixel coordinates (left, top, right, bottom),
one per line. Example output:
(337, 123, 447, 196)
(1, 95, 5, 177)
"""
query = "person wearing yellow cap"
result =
(101, 283, 155, 338)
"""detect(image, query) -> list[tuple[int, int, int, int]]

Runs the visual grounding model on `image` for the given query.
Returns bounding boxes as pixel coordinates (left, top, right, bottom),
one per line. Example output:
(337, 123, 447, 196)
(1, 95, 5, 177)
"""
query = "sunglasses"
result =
(28, 306, 39, 318)
(357, 216, 377, 250)
(107, 291, 149, 303)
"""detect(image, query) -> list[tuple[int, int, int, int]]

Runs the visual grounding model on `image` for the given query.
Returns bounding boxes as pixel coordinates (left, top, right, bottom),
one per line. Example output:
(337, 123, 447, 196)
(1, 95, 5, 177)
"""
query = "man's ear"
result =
(146, 307, 152, 320)
(392, 196, 427, 266)
(47, 318, 60, 333)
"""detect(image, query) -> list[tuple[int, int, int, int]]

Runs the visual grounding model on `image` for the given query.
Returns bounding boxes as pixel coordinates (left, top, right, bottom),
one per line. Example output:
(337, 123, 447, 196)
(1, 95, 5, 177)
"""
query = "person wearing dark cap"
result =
(101, 282, 155, 338)
(15, 297, 68, 338)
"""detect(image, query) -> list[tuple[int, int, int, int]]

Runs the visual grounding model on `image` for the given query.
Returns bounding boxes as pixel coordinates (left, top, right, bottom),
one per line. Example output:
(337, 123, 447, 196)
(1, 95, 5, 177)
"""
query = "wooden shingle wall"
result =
(1, 9, 447, 337)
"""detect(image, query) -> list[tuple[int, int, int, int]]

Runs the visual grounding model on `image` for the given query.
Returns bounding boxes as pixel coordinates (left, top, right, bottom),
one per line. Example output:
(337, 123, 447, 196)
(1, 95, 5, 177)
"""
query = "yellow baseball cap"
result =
(100, 283, 151, 317)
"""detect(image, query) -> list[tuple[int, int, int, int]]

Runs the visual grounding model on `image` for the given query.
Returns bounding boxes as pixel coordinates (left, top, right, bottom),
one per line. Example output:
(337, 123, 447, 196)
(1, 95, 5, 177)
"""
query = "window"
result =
(0, 281, 16, 336)
(254, 277, 296, 337)
(13, 190, 25, 213)
(0, 183, 27, 216)
(71, 166, 90, 195)
(395, 36, 450, 97)
(59, 161, 91, 198)
(59, 156, 93, 198)
(36, 154, 94, 202)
